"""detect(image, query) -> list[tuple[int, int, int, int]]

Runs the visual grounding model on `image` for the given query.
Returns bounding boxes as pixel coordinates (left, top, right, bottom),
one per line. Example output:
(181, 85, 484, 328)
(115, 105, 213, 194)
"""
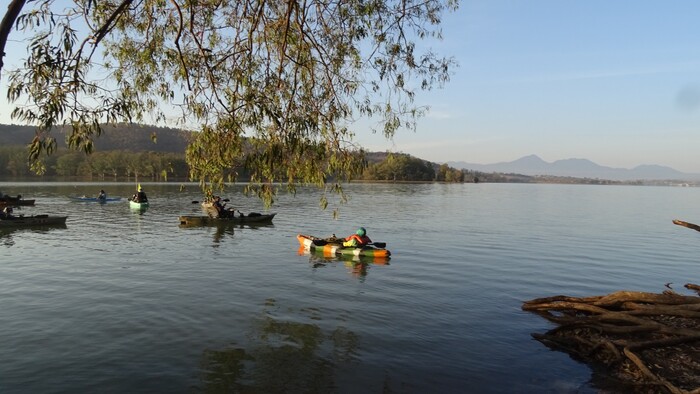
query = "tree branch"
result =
(0, 0, 27, 78)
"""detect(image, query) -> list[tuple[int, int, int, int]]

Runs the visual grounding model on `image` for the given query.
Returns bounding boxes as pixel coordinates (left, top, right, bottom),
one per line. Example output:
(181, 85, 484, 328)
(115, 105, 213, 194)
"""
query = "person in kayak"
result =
(343, 227, 372, 247)
(132, 185, 148, 203)
(1, 206, 14, 219)
(212, 196, 231, 218)
(97, 189, 107, 200)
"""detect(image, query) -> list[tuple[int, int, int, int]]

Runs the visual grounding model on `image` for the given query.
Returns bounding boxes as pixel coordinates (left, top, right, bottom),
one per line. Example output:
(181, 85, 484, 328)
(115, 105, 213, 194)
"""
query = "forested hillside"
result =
(0, 123, 191, 153)
(0, 124, 478, 183)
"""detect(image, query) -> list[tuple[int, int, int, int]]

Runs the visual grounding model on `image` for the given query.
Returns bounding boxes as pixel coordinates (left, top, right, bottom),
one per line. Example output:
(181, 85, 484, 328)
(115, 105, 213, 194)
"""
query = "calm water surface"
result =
(1, 182, 699, 393)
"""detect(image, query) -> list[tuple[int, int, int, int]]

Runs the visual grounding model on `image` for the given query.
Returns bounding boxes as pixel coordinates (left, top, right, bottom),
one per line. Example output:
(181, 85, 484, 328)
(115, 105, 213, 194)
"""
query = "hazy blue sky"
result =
(358, 1, 700, 173)
(2, 1, 700, 173)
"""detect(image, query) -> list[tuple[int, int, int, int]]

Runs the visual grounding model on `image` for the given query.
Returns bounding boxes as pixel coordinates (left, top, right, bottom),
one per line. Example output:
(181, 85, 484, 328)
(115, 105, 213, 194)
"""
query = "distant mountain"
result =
(4, 124, 696, 181)
(448, 154, 700, 181)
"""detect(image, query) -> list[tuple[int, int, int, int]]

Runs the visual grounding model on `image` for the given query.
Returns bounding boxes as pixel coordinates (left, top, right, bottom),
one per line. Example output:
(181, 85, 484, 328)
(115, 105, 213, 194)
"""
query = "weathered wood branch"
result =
(593, 291, 700, 307)
(673, 219, 700, 233)
(626, 334, 700, 351)
(623, 348, 685, 394)
(524, 287, 700, 393)
(685, 283, 700, 295)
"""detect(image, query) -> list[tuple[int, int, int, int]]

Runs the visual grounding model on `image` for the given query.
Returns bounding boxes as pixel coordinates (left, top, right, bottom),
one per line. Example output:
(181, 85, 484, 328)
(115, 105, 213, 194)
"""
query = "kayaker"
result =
(97, 189, 107, 200)
(132, 186, 148, 203)
(212, 196, 232, 218)
(1, 206, 14, 219)
(343, 227, 372, 247)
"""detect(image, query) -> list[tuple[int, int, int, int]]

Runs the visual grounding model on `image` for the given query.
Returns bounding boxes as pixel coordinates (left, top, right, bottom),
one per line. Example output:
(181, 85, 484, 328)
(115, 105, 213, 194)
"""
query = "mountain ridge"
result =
(2, 124, 696, 181)
(448, 155, 700, 181)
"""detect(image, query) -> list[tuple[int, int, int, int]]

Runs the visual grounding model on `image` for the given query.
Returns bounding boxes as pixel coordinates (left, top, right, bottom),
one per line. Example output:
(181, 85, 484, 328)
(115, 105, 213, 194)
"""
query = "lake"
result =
(1, 181, 698, 393)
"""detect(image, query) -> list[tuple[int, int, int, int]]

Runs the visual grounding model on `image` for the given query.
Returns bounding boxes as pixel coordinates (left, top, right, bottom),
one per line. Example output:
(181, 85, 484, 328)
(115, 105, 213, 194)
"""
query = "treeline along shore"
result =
(0, 123, 646, 184)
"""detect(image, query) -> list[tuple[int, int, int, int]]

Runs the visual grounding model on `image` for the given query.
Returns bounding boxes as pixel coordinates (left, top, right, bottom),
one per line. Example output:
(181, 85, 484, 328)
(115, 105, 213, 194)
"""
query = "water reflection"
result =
(179, 220, 275, 230)
(196, 300, 361, 393)
(212, 225, 234, 245)
(298, 247, 390, 280)
(179, 222, 275, 246)
(177, 222, 237, 246)
(0, 224, 68, 247)
(129, 205, 149, 215)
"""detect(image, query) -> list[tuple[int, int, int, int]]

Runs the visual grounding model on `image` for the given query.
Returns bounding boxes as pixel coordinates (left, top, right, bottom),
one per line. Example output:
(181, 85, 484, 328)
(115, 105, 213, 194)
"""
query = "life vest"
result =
(343, 234, 371, 247)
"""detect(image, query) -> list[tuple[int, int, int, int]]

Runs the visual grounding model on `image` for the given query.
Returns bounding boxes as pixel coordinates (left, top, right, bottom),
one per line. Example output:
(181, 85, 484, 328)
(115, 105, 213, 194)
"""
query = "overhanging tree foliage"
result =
(1, 0, 457, 208)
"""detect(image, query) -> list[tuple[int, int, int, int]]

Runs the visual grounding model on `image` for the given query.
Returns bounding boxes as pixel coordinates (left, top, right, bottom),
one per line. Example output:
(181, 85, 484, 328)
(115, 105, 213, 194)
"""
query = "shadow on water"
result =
(298, 247, 390, 280)
(195, 299, 375, 393)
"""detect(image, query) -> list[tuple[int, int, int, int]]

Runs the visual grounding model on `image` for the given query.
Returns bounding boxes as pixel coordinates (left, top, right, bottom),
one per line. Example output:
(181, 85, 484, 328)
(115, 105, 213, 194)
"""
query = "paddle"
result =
(192, 198, 230, 204)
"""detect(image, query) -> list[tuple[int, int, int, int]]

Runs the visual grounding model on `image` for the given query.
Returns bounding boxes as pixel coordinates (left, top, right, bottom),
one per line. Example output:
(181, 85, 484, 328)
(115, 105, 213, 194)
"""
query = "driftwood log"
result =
(523, 285, 700, 393)
(673, 219, 700, 233)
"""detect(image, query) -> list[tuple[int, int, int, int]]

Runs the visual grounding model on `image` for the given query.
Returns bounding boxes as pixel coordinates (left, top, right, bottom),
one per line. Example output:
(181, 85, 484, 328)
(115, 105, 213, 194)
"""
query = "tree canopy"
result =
(362, 152, 435, 181)
(1, 0, 458, 208)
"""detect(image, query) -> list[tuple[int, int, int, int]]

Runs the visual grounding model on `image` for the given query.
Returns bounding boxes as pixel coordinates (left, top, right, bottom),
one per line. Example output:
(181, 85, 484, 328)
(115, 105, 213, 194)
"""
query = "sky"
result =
(355, 1, 700, 173)
(2, 1, 700, 173)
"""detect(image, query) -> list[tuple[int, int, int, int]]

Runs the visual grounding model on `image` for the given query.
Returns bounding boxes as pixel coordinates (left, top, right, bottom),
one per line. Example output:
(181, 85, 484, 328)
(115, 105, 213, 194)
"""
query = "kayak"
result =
(71, 196, 122, 202)
(297, 246, 390, 265)
(129, 200, 149, 209)
(297, 234, 391, 258)
(0, 215, 67, 228)
(179, 213, 276, 226)
(0, 198, 35, 207)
